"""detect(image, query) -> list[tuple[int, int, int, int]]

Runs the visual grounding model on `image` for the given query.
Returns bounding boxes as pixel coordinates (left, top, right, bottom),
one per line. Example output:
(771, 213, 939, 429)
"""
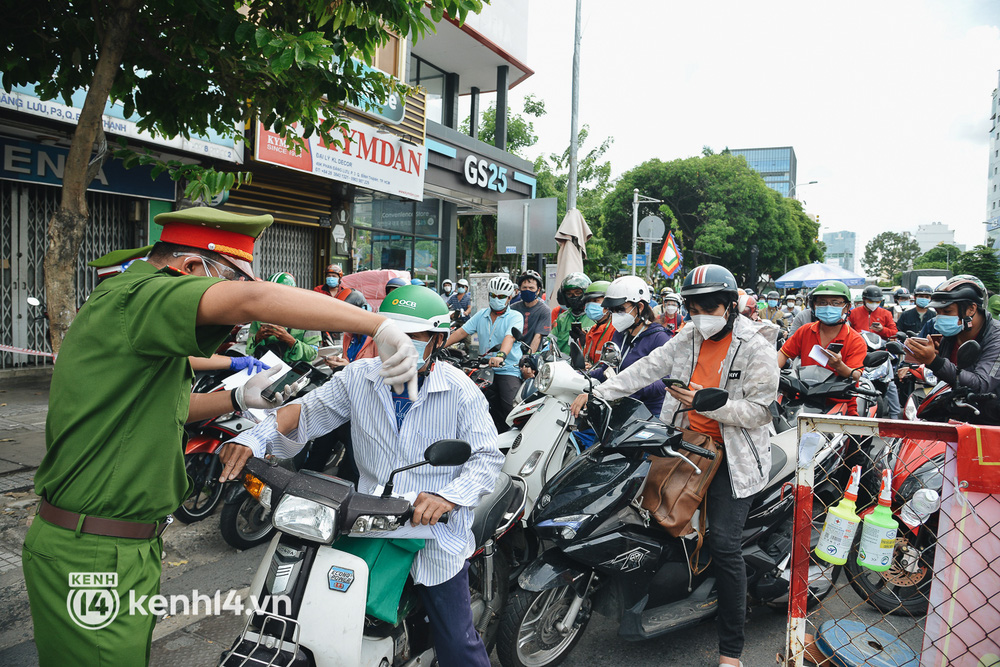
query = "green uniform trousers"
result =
(23, 517, 162, 666)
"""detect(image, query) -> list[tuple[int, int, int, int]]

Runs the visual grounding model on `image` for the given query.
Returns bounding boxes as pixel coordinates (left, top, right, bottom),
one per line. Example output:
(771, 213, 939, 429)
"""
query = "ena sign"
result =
(463, 155, 508, 193)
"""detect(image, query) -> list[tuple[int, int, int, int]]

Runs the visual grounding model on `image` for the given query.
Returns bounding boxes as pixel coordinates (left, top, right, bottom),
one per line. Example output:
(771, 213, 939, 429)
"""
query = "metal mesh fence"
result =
(780, 415, 1000, 667)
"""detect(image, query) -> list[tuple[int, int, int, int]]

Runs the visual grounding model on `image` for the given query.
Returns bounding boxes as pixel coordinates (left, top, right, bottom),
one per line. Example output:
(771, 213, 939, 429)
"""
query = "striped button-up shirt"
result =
(230, 359, 503, 586)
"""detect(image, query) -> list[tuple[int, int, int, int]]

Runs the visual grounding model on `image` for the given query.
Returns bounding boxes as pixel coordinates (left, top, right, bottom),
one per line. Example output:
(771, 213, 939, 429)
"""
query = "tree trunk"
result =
(44, 0, 138, 352)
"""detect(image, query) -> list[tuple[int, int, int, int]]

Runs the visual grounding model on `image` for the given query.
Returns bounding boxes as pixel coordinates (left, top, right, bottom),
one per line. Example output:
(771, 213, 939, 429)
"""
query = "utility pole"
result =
(566, 0, 582, 212)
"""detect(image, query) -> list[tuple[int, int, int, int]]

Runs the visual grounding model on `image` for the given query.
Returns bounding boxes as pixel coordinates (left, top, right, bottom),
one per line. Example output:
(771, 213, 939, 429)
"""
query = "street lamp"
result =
(790, 180, 818, 199)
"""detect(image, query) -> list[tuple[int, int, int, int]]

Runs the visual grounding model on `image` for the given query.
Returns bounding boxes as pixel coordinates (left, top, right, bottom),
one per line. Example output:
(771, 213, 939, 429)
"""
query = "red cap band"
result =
(159, 223, 255, 261)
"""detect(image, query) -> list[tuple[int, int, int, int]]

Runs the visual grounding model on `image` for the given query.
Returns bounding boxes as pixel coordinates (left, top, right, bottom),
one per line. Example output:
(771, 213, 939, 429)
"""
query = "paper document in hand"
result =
(808, 344, 833, 367)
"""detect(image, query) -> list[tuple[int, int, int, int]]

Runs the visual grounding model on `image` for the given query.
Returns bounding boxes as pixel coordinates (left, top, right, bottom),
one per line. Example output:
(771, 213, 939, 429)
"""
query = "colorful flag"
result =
(657, 231, 683, 279)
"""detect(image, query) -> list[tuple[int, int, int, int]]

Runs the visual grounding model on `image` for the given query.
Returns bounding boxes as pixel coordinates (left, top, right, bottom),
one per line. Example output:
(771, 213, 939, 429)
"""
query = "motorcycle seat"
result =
(471, 473, 524, 549)
(768, 445, 788, 483)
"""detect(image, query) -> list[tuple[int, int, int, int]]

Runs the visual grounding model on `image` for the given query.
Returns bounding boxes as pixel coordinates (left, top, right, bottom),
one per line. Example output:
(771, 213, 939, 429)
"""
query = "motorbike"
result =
(848, 339, 995, 616)
(496, 388, 841, 667)
(219, 439, 526, 666)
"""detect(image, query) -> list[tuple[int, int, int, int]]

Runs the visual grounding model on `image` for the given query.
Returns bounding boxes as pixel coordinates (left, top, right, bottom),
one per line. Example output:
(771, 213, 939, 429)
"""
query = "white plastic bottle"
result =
(899, 488, 941, 530)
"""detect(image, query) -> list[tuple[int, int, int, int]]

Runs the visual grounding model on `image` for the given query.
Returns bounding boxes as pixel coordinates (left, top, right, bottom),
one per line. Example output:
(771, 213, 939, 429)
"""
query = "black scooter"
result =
(496, 389, 838, 667)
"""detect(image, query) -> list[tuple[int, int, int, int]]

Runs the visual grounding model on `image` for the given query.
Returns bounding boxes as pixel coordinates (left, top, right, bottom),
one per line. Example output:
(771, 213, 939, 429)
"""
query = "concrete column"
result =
(443, 72, 460, 130)
(495, 65, 509, 151)
(469, 86, 480, 140)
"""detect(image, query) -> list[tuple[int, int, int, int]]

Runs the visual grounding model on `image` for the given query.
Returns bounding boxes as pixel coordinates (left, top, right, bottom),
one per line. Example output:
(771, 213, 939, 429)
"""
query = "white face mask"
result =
(691, 313, 728, 339)
(865, 301, 879, 312)
(611, 311, 636, 331)
(664, 304, 679, 315)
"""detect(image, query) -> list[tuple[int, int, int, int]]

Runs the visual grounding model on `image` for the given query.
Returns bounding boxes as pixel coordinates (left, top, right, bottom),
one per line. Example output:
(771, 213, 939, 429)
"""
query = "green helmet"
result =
(267, 272, 296, 287)
(561, 272, 591, 292)
(809, 280, 851, 305)
(379, 285, 451, 334)
(583, 280, 610, 302)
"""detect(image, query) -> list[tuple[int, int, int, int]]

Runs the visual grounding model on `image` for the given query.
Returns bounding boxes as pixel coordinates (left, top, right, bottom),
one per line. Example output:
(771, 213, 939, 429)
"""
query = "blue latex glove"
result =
(229, 356, 270, 374)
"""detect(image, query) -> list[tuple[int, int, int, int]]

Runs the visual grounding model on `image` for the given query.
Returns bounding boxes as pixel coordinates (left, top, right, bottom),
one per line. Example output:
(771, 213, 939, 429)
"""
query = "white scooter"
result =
(220, 440, 525, 667)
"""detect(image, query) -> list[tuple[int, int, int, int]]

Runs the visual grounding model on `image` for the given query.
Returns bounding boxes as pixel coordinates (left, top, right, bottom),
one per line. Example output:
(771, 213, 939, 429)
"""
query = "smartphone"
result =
(826, 343, 844, 354)
(663, 378, 688, 390)
(260, 361, 313, 402)
(929, 333, 943, 345)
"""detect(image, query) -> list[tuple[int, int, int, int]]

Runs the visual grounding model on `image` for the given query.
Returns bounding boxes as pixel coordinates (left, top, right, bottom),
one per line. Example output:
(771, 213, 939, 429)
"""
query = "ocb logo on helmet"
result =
(392, 299, 418, 309)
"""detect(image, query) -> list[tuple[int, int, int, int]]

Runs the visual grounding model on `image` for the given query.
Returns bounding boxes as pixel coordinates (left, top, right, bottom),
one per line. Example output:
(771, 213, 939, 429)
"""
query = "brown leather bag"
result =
(639, 429, 723, 539)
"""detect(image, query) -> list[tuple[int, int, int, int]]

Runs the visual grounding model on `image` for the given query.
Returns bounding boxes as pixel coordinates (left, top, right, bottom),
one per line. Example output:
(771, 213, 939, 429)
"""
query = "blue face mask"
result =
(326, 276, 340, 288)
(457, 287, 467, 294)
(767, 299, 779, 308)
(585, 302, 604, 321)
(916, 297, 931, 308)
(520, 289, 537, 303)
(489, 296, 508, 311)
(934, 315, 964, 337)
(815, 305, 846, 325)
(411, 339, 430, 369)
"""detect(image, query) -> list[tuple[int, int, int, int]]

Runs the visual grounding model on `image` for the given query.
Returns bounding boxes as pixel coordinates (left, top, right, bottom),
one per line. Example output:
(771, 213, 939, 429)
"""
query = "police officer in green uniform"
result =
(23, 207, 420, 666)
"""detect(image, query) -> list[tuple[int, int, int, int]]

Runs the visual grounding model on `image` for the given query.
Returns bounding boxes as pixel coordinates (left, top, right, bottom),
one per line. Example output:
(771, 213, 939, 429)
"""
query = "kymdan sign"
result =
(254, 119, 425, 201)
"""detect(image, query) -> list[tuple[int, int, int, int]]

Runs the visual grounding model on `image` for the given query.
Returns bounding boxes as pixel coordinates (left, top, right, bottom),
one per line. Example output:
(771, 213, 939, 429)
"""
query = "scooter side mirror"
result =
(956, 340, 982, 371)
(600, 341, 622, 367)
(569, 341, 586, 371)
(896, 331, 910, 341)
(691, 387, 729, 413)
(863, 351, 890, 368)
(424, 440, 472, 467)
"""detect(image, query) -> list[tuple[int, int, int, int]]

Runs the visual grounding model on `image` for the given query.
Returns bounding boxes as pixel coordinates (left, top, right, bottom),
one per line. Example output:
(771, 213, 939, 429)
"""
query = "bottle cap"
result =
(844, 465, 862, 502)
(877, 469, 893, 506)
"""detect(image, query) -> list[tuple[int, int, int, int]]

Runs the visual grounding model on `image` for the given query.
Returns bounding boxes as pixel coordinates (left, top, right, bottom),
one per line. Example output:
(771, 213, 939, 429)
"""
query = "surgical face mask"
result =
(691, 313, 728, 339)
(611, 310, 636, 331)
(443, 285, 452, 294)
(664, 304, 679, 315)
(897, 300, 910, 309)
(457, 287, 467, 294)
(916, 297, 931, 308)
(410, 338, 435, 370)
(326, 276, 340, 288)
(489, 296, 508, 311)
(786, 301, 795, 308)
(767, 299, 778, 308)
(585, 302, 605, 321)
(815, 305, 846, 325)
(934, 315, 964, 337)
(865, 300, 879, 311)
(520, 289, 538, 304)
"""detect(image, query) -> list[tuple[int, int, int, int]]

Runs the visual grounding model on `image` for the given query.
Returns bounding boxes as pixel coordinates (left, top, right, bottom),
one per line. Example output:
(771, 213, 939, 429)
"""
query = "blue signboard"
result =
(622, 254, 648, 267)
(0, 137, 176, 201)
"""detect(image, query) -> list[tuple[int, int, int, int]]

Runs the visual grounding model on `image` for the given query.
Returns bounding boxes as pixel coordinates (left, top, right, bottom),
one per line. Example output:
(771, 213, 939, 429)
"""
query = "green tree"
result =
(1, 0, 481, 349)
(913, 243, 963, 270)
(861, 231, 921, 280)
(601, 154, 823, 287)
(460, 94, 546, 158)
(954, 245, 1000, 293)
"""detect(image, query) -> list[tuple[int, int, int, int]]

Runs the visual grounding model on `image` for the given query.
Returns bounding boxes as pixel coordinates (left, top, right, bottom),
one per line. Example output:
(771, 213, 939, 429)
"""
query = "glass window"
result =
(408, 55, 447, 125)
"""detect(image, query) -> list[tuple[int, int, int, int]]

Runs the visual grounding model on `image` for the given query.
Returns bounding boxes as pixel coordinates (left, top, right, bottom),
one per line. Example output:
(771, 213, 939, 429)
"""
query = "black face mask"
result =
(565, 294, 585, 315)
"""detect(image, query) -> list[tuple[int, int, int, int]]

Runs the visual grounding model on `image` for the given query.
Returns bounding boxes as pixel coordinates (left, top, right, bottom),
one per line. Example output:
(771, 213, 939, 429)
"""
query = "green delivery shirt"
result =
(34, 261, 231, 522)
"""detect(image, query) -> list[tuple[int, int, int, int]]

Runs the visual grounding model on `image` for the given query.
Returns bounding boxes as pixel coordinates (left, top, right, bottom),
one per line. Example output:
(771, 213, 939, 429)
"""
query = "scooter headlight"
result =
(272, 495, 338, 543)
(536, 514, 591, 541)
(536, 362, 554, 393)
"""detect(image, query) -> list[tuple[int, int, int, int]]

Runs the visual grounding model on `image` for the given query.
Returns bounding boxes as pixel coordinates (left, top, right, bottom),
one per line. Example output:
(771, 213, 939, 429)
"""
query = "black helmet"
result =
(861, 285, 883, 302)
(386, 277, 408, 295)
(894, 287, 910, 298)
(914, 284, 933, 296)
(680, 264, 739, 301)
(344, 288, 369, 310)
(766, 290, 779, 300)
(928, 274, 987, 309)
(516, 269, 544, 289)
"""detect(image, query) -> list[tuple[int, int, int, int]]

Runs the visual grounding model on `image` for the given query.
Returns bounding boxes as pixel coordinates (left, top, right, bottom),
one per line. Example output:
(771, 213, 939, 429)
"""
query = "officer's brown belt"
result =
(39, 499, 168, 539)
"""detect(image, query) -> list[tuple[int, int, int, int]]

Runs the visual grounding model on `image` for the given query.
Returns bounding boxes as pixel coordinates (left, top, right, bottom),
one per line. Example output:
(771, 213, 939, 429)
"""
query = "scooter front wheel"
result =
(496, 585, 591, 667)
(220, 495, 275, 550)
(173, 453, 224, 524)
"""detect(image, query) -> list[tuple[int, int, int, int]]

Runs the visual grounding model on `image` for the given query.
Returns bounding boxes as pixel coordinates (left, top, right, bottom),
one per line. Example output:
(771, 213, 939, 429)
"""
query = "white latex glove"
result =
(373, 319, 418, 399)
(604, 367, 617, 380)
(234, 365, 310, 410)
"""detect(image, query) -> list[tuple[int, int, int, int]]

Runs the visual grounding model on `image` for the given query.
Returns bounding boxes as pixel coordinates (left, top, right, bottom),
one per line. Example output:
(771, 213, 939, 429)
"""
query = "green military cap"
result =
(87, 245, 154, 279)
(154, 206, 274, 278)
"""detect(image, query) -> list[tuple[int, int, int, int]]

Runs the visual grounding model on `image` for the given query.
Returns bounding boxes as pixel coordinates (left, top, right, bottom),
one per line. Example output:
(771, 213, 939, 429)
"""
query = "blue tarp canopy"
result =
(774, 262, 867, 289)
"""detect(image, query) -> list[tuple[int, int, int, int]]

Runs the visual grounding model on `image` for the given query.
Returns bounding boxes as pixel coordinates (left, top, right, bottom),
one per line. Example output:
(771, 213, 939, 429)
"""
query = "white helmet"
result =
(458, 278, 470, 287)
(603, 276, 652, 309)
(663, 292, 682, 306)
(488, 275, 517, 297)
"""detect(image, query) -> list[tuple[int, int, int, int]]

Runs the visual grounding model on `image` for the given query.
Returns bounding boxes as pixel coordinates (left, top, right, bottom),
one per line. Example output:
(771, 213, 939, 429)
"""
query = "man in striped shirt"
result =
(227, 285, 502, 667)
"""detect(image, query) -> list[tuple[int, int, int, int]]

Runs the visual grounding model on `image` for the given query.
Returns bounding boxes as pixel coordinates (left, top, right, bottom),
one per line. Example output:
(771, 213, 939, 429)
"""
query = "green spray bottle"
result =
(857, 469, 897, 572)
(814, 465, 862, 565)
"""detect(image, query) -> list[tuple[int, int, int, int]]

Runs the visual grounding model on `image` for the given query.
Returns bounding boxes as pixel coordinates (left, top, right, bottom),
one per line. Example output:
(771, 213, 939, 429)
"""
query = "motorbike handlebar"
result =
(967, 392, 997, 403)
(399, 506, 449, 525)
(677, 441, 717, 460)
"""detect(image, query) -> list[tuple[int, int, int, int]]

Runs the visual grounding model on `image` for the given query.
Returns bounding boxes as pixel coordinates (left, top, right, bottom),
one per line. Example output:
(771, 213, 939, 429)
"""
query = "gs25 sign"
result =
(463, 155, 508, 193)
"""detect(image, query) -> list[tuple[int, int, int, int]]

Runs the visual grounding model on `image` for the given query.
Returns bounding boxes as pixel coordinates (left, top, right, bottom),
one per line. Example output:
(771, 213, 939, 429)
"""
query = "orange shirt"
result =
(780, 321, 867, 416)
(687, 332, 732, 443)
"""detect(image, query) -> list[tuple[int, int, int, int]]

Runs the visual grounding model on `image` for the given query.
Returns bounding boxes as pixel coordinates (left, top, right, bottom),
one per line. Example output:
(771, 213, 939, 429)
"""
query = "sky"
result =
(465, 0, 1000, 260)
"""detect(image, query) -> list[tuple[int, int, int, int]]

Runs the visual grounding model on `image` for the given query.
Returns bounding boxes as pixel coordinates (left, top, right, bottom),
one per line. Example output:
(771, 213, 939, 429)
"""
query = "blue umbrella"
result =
(774, 262, 867, 288)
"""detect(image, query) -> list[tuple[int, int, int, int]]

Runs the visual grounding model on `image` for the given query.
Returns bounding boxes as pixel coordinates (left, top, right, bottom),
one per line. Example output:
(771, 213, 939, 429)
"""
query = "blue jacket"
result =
(591, 322, 670, 416)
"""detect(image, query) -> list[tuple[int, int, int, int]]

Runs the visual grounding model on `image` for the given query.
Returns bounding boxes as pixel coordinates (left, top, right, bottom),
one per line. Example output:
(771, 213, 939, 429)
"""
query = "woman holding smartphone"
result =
(777, 280, 868, 416)
(571, 264, 779, 667)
